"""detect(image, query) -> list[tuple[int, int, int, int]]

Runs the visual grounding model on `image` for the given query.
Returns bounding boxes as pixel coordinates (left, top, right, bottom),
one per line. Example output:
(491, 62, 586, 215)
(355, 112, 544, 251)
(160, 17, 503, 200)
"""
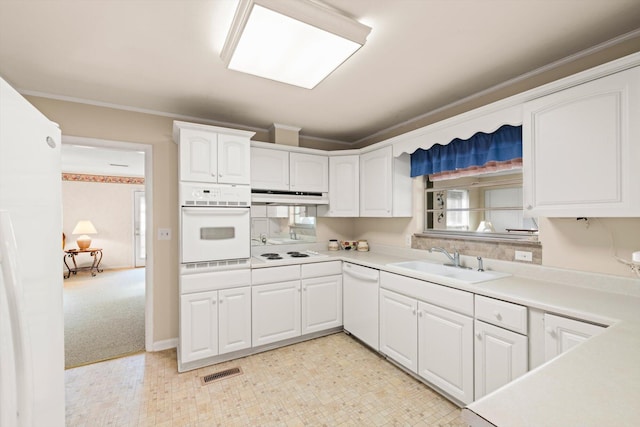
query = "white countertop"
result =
(251, 246, 640, 426)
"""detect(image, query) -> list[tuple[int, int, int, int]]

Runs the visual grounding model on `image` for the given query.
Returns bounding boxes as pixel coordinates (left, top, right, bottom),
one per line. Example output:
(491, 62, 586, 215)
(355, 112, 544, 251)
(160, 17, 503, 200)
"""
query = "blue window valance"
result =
(410, 125, 522, 178)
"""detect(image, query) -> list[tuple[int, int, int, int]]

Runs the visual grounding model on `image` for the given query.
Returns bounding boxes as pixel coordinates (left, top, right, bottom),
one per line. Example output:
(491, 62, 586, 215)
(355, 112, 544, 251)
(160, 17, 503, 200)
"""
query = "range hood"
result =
(251, 189, 328, 205)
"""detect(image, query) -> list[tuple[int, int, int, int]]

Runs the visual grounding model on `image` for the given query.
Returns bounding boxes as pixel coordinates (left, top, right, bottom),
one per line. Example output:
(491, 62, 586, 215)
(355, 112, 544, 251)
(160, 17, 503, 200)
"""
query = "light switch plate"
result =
(515, 250, 533, 262)
(158, 228, 171, 240)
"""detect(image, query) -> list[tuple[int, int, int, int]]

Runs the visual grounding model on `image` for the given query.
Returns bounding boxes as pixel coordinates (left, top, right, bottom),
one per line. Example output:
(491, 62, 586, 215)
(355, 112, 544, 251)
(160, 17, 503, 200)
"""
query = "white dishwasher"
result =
(343, 262, 380, 350)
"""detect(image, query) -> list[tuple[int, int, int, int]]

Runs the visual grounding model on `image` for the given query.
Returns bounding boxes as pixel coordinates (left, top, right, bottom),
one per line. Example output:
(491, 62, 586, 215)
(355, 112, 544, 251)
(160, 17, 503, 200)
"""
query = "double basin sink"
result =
(387, 260, 510, 284)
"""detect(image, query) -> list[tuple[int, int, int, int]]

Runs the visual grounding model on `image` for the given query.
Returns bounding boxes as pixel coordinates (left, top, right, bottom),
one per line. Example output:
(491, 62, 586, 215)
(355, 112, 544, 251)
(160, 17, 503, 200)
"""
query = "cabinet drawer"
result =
(380, 271, 473, 316)
(301, 260, 342, 278)
(251, 265, 300, 285)
(475, 295, 527, 334)
(180, 269, 251, 294)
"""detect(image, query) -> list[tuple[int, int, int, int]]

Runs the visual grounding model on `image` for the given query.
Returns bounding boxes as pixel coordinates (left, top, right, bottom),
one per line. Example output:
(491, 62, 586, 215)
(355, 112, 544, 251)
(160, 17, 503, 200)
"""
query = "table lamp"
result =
(72, 220, 97, 249)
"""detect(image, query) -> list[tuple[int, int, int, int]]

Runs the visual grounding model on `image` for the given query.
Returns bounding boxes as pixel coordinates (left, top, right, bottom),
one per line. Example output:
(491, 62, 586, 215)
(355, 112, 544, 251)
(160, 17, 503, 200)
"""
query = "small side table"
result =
(64, 248, 103, 279)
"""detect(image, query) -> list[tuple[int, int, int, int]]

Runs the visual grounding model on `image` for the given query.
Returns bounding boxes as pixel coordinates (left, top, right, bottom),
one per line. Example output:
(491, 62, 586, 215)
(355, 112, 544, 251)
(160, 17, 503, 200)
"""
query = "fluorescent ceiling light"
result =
(221, 0, 371, 89)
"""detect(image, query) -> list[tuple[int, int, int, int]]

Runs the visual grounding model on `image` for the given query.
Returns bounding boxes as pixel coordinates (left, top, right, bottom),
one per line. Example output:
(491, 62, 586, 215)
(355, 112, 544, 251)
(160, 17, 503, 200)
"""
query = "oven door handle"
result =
(182, 207, 249, 215)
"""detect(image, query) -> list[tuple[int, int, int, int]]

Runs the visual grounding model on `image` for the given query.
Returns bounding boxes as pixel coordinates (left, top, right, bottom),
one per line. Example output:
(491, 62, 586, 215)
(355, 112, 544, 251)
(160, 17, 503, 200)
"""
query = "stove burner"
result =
(261, 253, 279, 257)
(265, 255, 282, 260)
(290, 253, 309, 258)
(286, 251, 300, 255)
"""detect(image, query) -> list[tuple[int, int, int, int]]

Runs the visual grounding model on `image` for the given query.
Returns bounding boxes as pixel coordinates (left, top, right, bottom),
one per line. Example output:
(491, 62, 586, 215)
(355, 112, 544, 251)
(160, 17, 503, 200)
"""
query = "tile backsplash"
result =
(413, 234, 542, 265)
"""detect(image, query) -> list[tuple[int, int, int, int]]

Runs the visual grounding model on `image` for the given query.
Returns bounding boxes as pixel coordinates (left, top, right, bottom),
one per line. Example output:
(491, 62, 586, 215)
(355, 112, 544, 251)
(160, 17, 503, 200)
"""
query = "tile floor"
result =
(65, 333, 466, 426)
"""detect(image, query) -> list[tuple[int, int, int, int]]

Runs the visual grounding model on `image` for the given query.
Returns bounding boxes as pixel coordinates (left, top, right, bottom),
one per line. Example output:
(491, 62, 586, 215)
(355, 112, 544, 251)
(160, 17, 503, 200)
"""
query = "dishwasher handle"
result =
(343, 264, 379, 282)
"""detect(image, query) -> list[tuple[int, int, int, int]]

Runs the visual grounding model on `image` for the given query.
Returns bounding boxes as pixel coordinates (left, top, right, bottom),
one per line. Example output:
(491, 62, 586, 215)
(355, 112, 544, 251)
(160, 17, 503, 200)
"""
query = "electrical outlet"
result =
(405, 234, 412, 246)
(157, 228, 171, 240)
(515, 250, 532, 262)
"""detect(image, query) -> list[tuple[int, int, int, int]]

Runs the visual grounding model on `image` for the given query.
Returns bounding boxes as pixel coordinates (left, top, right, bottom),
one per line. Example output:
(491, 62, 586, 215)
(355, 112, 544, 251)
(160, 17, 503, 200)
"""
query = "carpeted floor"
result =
(63, 268, 145, 368)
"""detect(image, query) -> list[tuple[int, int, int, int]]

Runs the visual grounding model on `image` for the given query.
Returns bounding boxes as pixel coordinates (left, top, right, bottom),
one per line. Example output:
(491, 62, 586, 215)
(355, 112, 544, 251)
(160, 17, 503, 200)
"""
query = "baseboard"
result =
(151, 338, 177, 352)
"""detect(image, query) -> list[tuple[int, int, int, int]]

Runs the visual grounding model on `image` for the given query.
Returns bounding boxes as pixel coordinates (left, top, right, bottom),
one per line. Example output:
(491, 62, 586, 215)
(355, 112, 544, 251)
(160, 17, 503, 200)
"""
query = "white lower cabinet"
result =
(302, 275, 343, 334)
(474, 320, 528, 399)
(252, 280, 302, 347)
(379, 289, 418, 373)
(218, 287, 252, 354)
(379, 272, 474, 404)
(180, 290, 219, 363)
(543, 313, 605, 362)
(418, 301, 474, 405)
(252, 261, 343, 348)
(180, 286, 252, 364)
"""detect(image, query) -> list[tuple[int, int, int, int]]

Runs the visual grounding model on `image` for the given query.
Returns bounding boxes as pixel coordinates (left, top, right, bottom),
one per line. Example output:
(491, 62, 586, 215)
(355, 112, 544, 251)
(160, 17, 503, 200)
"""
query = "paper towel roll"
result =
(633, 251, 640, 263)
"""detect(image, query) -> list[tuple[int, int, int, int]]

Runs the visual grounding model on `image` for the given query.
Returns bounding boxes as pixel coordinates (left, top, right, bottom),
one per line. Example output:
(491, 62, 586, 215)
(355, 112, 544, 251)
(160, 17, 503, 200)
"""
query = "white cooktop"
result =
(254, 250, 328, 262)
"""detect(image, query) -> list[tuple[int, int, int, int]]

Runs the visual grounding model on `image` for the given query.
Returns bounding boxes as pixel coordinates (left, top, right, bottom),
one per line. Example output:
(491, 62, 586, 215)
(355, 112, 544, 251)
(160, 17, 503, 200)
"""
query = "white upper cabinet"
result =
(174, 122, 254, 185)
(323, 155, 359, 217)
(523, 66, 640, 217)
(290, 152, 329, 193)
(251, 147, 290, 190)
(360, 146, 412, 217)
(179, 129, 218, 183)
(217, 134, 251, 185)
(251, 146, 329, 193)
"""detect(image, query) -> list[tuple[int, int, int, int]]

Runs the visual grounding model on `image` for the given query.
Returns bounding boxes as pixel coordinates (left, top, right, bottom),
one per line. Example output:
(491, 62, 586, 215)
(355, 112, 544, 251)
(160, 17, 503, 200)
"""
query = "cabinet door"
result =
(474, 320, 528, 400)
(523, 66, 640, 217)
(252, 280, 301, 347)
(360, 146, 393, 217)
(418, 301, 473, 404)
(217, 134, 250, 185)
(326, 155, 359, 217)
(289, 152, 329, 193)
(218, 287, 252, 355)
(544, 313, 605, 362)
(180, 291, 218, 363)
(250, 147, 290, 190)
(301, 275, 342, 334)
(379, 289, 418, 373)
(179, 129, 217, 183)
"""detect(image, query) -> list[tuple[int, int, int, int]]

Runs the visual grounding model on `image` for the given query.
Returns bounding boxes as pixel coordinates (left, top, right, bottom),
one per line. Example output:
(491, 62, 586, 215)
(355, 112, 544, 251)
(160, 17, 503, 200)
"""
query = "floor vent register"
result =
(200, 367, 243, 385)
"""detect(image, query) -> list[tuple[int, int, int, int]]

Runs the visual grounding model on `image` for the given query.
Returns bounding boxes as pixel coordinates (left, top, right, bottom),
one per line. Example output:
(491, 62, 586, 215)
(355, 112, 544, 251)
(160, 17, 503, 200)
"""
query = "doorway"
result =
(61, 136, 153, 367)
(134, 191, 146, 267)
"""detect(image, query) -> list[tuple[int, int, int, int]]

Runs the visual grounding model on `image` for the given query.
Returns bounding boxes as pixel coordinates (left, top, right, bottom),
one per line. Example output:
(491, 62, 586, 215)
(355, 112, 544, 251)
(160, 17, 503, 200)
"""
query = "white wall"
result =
(62, 179, 144, 269)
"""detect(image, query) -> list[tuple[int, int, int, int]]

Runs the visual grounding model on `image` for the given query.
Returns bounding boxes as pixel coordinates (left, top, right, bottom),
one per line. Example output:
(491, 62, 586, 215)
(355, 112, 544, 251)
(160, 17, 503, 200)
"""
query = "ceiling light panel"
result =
(221, 0, 371, 89)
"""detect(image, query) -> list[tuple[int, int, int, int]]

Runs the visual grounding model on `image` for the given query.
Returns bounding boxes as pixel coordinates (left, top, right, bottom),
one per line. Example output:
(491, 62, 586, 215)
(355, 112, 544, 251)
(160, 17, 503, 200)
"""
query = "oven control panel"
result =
(180, 183, 251, 206)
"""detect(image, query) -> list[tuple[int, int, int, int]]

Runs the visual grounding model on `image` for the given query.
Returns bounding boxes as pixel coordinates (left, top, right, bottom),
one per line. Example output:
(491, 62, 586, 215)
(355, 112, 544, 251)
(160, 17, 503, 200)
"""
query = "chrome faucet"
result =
(429, 247, 460, 268)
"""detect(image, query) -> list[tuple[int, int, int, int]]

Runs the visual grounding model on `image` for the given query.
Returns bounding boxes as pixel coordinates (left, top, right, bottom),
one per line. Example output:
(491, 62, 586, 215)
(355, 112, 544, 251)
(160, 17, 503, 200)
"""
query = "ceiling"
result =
(1, 0, 640, 144)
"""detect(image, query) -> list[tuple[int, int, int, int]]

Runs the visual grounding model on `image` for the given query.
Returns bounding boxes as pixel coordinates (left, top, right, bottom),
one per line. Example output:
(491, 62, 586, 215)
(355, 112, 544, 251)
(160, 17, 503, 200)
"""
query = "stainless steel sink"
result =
(387, 260, 510, 284)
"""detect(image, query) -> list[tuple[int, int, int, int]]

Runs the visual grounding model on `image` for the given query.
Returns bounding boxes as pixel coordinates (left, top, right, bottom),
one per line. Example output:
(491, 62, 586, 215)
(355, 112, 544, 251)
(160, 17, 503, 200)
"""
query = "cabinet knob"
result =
(475, 332, 482, 339)
(546, 328, 556, 337)
(219, 173, 223, 178)
(219, 299, 223, 304)
(418, 311, 423, 317)
(493, 311, 502, 321)
(412, 309, 416, 316)
(212, 300, 217, 305)
(526, 204, 533, 210)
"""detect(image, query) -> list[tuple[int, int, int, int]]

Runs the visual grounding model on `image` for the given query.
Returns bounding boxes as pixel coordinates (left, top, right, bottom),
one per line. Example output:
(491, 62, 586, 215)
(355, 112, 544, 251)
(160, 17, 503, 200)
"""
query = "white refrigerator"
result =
(0, 77, 65, 426)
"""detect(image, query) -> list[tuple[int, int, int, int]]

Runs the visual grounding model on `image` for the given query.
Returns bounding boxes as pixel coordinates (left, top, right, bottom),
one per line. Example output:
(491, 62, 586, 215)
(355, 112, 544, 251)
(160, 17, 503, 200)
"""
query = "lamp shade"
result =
(72, 220, 97, 235)
(72, 220, 97, 250)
